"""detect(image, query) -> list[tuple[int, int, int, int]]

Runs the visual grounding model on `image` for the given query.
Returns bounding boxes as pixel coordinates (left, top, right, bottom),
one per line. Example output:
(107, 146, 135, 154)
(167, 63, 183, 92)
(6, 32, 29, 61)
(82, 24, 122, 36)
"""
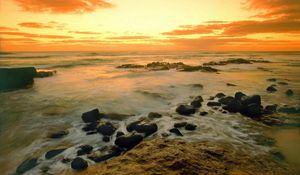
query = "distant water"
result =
(0, 51, 300, 174)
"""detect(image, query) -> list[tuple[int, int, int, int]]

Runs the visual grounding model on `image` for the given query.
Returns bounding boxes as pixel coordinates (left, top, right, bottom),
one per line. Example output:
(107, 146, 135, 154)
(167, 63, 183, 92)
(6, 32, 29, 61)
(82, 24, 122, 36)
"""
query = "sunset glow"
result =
(0, 0, 299, 51)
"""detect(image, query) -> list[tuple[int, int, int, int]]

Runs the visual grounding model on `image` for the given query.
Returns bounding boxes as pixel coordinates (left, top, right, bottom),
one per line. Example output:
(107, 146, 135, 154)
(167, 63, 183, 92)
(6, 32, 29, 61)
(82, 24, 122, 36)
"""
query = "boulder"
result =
(126, 121, 142, 132)
(266, 86, 277, 93)
(82, 122, 98, 132)
(285, 89, 294, 96)
(0, 67, 37, 91)
(81, 109, 101, 123)
(97, 122, 116, 136)
(215, 93, 226, 98)
(77, 145, 93, 156)
(234, 92, 246, 101)
(176, 105, 196, 116)
(48, 130, 68, 139)
(241, 103, 262, 118)
(45, 148, 66, 159)
(115, 134, 143, 150)
(223, 99, 243, 113)
(174, 122, 187, 128)
(148, 112, 162, 119)
(185, 124, 197, 131)
(241, 95, 261, 106)
(218, 96, 234, 105)
(190, 96, 203, 108)
(16, 158, 38, 175)
(207, 102, 221, 107)
(116, 131, 125, 137)
(134, 123, 158, 136)
(169, 128, 183, 136)
(264, 104, 277, 114)
(71, 157, 88, 170)
(199, 111, 208, 116)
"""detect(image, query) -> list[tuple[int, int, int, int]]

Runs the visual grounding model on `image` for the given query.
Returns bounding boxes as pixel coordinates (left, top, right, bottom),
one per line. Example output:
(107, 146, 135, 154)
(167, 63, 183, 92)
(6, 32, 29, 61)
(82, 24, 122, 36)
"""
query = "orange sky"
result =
(0, 0, 299, 51)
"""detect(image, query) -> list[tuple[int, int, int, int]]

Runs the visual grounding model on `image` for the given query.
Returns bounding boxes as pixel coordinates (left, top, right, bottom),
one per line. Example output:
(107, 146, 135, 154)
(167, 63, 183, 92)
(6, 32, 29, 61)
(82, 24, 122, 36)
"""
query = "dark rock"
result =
(115, 134, 143, 150)
(89, 147, 123, 163)
(135, 123, 158, 136)
(264, 104, 277, 114)
(71, 157, 88, 170)
(148, 112, 162, 119)
(199, 111, 208, 116)
(267, 78, 277, 82)
(45, 148, 66, 159)
(185, 124, 197, 131)
(82, 122, 98, 132)
(241, 95, 261, 106)
(180, 65, 218, 72)
(226, 83, 237, 86)
(190, 96, 203, 108)
(48, 130, 68, 139)
(266, 86, 277, 93)
(169, 128, 183, 136)
(81, 109, 101, 123)
(207, 101, 221, 107)
(0, 67, 37, 91)
(105, 113, 133, 120)
(223, 99, 243, 113)
(278, 82, 288, 85)
(218, 96, 234, 105)
(215, 93, 226, 98)
(97, 122, 116, 136)
(174, 122, 187, 128)
(16, 158, 38, 175)
(241, 103, 262, 118)
(285, 89, 294, 96)
(117, 64, 144, 69)
(126, 121, 141, 132)
(103, 136, 110, 142)
(116, 131, 125, 137)
(61, 158, 71, 163)
(234, 92, 246, 101)
(77, 145, 93, 156)
(176, 105, 196, 116)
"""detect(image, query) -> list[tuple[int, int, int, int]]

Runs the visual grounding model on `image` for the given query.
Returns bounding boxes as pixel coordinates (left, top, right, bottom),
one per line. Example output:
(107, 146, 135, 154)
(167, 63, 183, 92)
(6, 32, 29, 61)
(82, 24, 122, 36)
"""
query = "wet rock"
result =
(16, 158, 38, 175)
(241, 95, 261, 106)
(169, 128, 183, 136)
(97, 122, 116, 136)
(35, 69, 56, 78)
(264, 104, 277, 114)
(117, 64, 144, 69)
(45, 148, 66, 159)
(285, 89, 294, 96)
(241, 103, 262, 118)
(207, 101, 221, 107)
(199, 111, 208, 116)
(148, 112, 162, 119)
(185, 123, 197, 131)
(278, 82, 288, 85)
(116, 131, 125, 137)
(234, 92, 246, 101)
(218, 96, 234, 105)
(71, 157, 88, 170)
(226, 83, 237, 86)
(180, 65, 218, 72)
(266, 85, 277, 93)
(77, 145, 93, 156)
(48, 130, 68, 139)
(135, 123, 158, 136)
(146, 62, 185, 71)
(82, 109, 101, 123)
(82, 122, 98, 132)
(192, 84, 204, 88)
(215, 93, 226, 98)
(176, 104, 196, 116)
(267, 78, 277, 82)
(115, 134, 143, 150)
(174, 122, 187, 128)
(0, 67, 37, 91)
(223, 99, 243, 113)
(105, 113, 133, 120)
(62, 158, 71, 164)
(126, 121, 142, 132)
(103, 136, 110, 142)
(190, 96, 203, 108)
(89, 147, 123, 163)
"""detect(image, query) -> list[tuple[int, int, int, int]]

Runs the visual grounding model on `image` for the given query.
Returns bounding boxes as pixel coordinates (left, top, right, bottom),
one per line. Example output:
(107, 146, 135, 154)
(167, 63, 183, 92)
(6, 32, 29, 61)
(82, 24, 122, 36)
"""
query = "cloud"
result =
(18, 21, 66, 29)
(0, 31, 73, 39)
(106, 36, 152, 39)
(13, 0, 113, 13)
(0, 26, 19, 31)
(69, 31, 101, 34)
(161, 24, 224, 35)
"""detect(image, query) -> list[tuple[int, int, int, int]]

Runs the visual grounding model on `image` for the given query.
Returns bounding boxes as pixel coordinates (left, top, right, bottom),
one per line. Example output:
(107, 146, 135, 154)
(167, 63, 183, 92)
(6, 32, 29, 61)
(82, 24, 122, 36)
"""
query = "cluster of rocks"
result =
(265, 78, 294, 96)
(203, 58, 270, 66)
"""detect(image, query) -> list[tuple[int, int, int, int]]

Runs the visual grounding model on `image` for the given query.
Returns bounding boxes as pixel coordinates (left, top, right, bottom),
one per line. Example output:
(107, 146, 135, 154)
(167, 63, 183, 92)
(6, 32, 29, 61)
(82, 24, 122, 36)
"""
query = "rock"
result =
(207, 102, 221, 107)
(117, 64, 144, 69)
(185, 124, 197, 131)
(200, 111, 208, 116)
(82, 122, 98, 132)
(103, 136, 110, 142)
(169, 128, 183, 136)
(0, 67, 37, 91)
(264, 104, 277, 114)
(192, 84, 204, 88)
(215, 93, 226, 98)
(134, 123, 158, 136)
(16, 158, 38, 175)
(35, 69, 56, 78)
(105, 113, 133, 120)
(241, 103, 262, 118)
(190, 96, 203, 108)
(176, 105, 196, 116)
(226, 83, 237, 86)
(267, 78, 277, 82)
(266, 86, 277, 93)
(180, 65, 218, 72)
(126, 121, 142, 132)
(48, 130, 68, 139)
(71, 157, 88, 170)
(234, 92, 246, 101)
(81, 109, 101, 123)
(97, 122, 116, 136)
(116, 131, 125, 137)
(115, 134, 143, 150)
(45, 148, 66, 159)
(77, 145, 93, 156)
(223, 99, 243, 113)
(278, 82, 288, 85)
(174, 122, 187, 128)
(218, 96, 234, 105)
(89, 147, 123, 163)
(241, 95, 261, 106)
(148, 112, 162, 119)
(285, 89, 294, 96)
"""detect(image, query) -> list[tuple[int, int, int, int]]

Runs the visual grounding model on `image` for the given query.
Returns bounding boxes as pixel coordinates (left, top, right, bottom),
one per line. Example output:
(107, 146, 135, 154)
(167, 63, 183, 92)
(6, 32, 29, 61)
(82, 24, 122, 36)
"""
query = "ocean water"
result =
(0, 51, 300, 174)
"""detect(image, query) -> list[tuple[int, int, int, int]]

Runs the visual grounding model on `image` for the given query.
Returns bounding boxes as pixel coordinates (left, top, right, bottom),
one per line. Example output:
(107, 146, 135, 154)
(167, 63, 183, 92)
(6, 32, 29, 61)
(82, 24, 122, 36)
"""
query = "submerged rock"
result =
(45, 148, 66, 159)
(180, 65, 218, 72)
(190, 96, 203, 108)
(264, 104, 278, 114)
(89, 147, 123, 163)
(174, 122, 187, 128)
(116, 64, 144, 69)
(81, 109, 101, 123)
(97, 122, 116, 136)
(218, 96, 234, 105)
(267, 78, 277, 82)
(148, 112, 162, 119)
(16, 158, 38, 175)
(185, 123, 197, 131)
(223, 99, 243, 113)
(199, 111, 208, 116)
(240, 103, 262, 118)
(0, 67, 37, 91)
(77, 145, 93, 156)
(115, 134, 143, 150)
(226, 83, 237, 86)
(116, 131, 125, 137)
(215, 93, 226, 98)
(48, 130, 68, 139)
(169, 128, 183, 136)
(285, 89, 294, 96)
(266, 86, 277, 93)
(278, 81, 288, 85)
(176, 105, 196, 116)
(278, 107, 300, 114)
(71, 157, 88, 170)
(82, 122, 99, 132)
(126, 121, 158, 136)
(207, 101, 221, 107)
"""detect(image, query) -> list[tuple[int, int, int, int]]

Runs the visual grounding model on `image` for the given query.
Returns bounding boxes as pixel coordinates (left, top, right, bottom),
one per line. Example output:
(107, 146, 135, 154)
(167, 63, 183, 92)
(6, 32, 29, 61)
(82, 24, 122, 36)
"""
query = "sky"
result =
(0, 0, 300, 51)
